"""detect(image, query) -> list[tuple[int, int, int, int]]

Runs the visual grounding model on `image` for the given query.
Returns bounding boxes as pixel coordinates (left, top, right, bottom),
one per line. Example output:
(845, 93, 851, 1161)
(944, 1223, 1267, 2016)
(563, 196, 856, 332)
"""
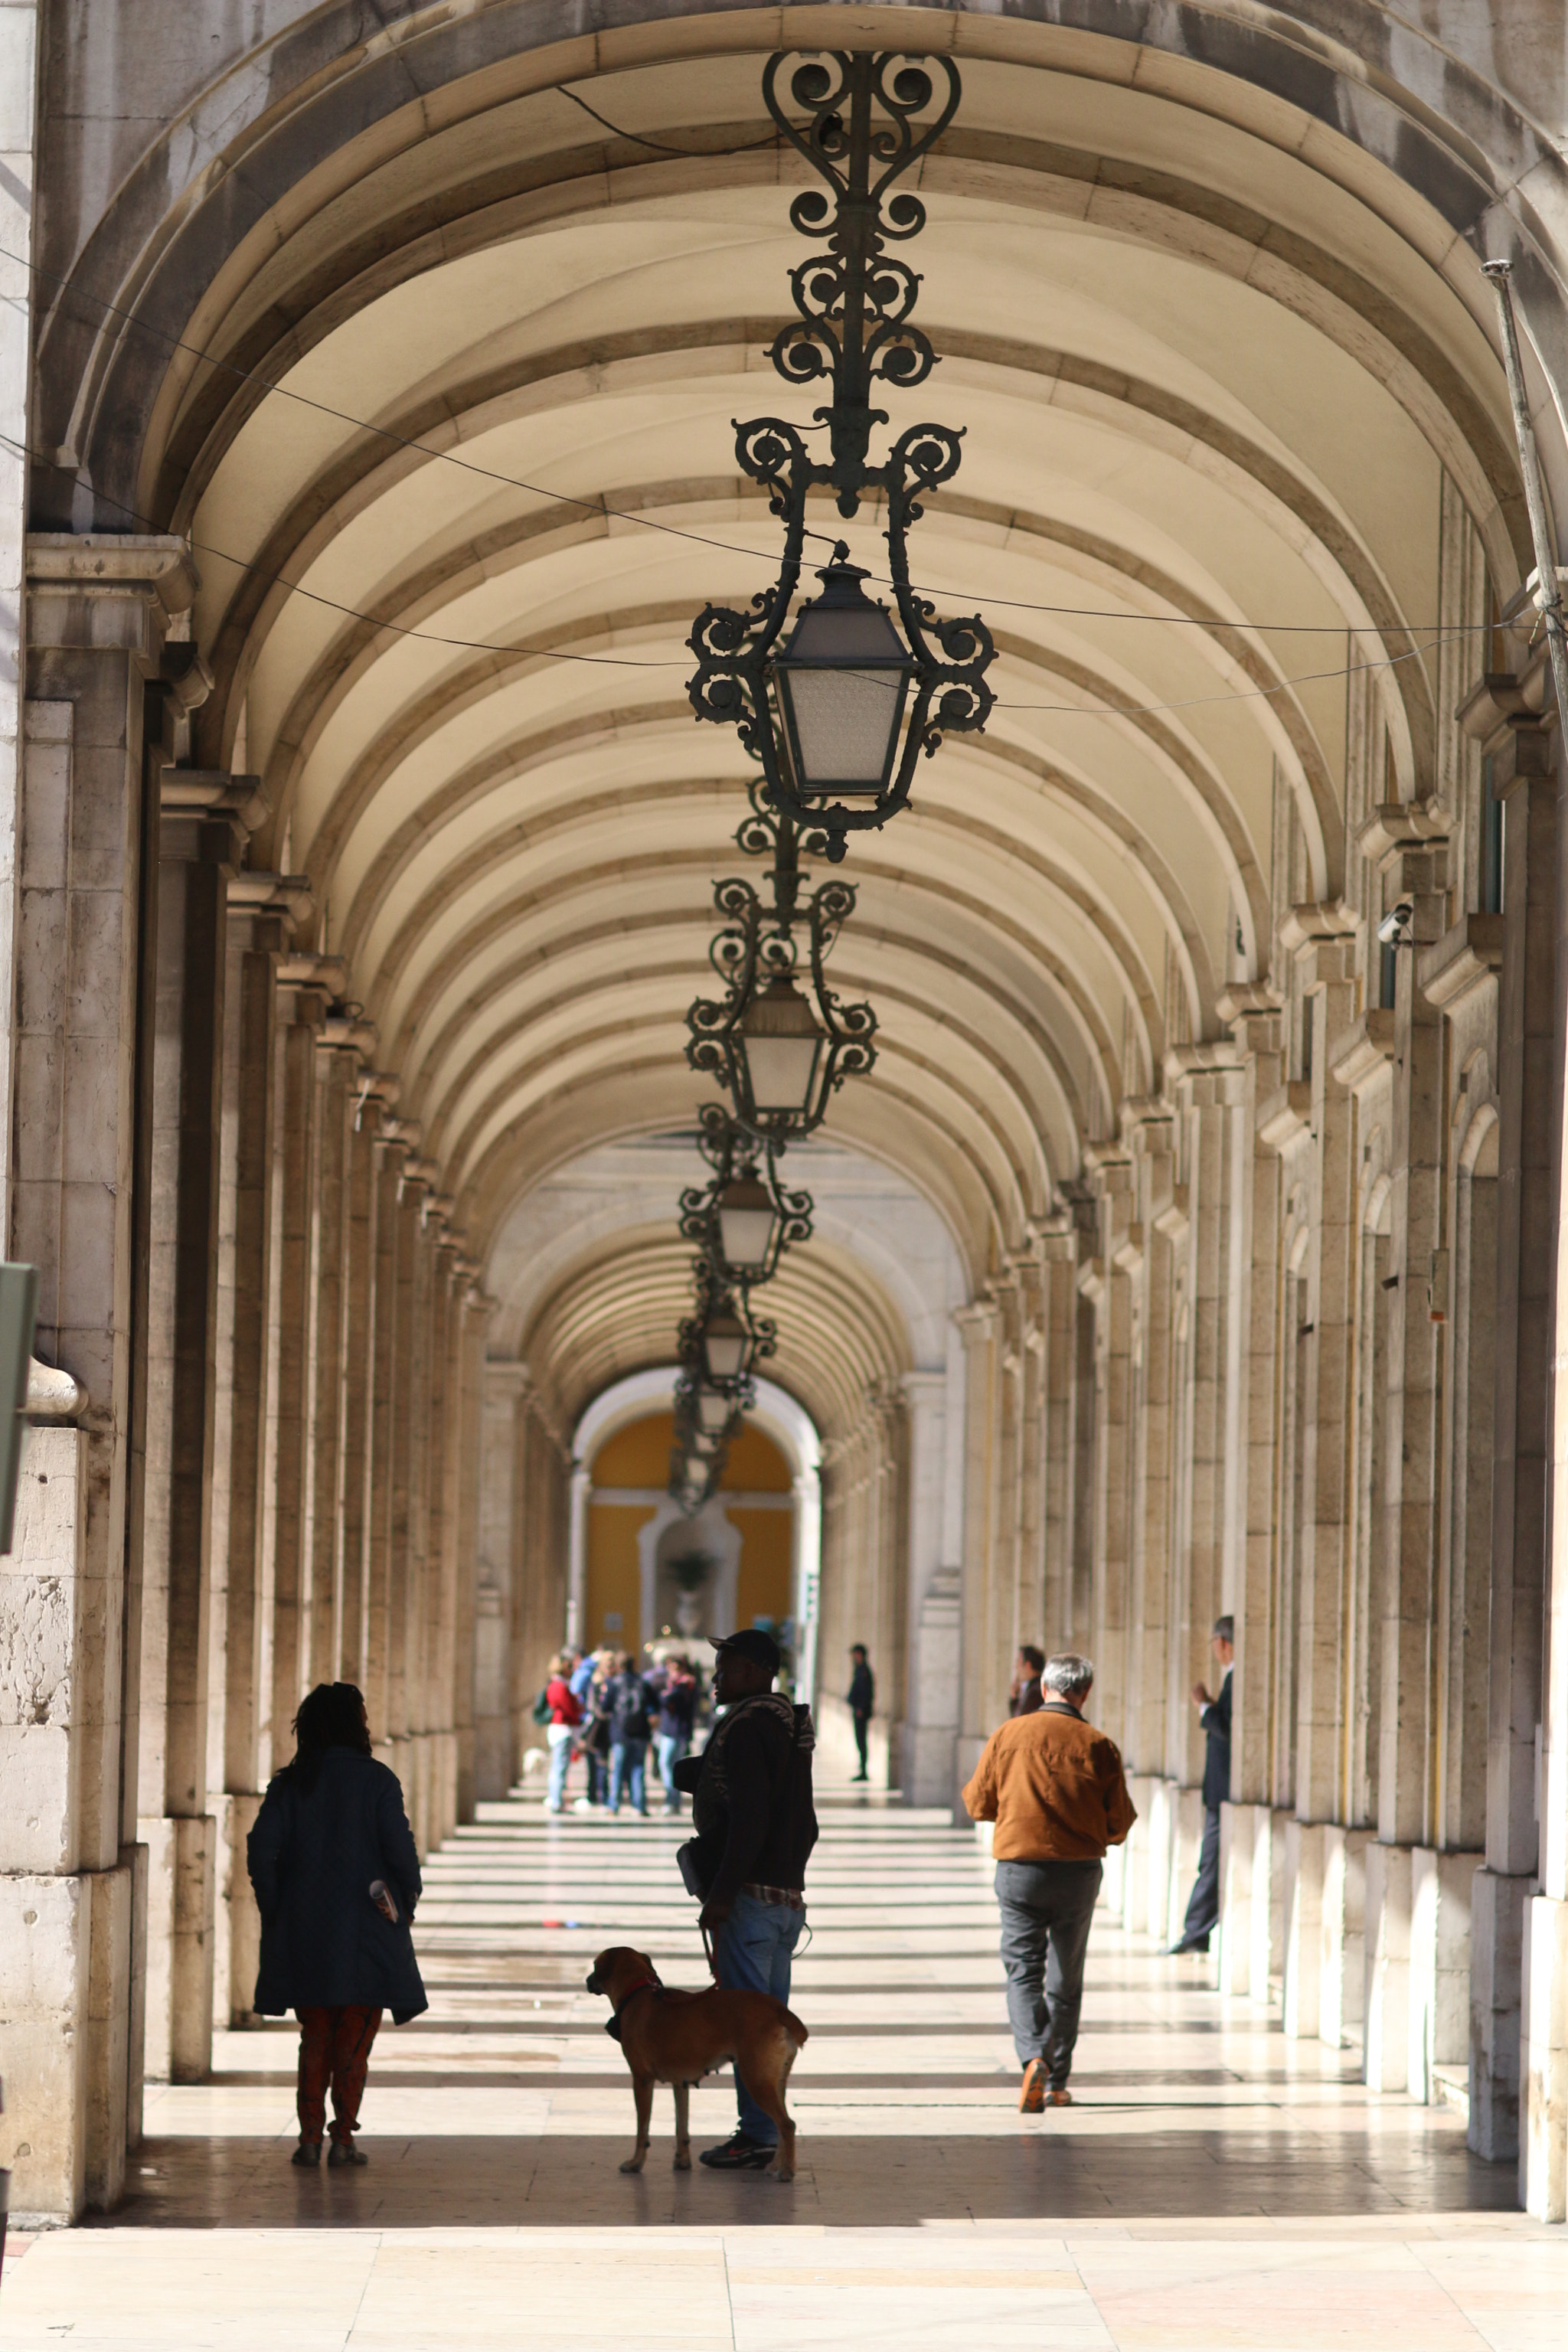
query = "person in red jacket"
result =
(544, 1649, 582, 1813)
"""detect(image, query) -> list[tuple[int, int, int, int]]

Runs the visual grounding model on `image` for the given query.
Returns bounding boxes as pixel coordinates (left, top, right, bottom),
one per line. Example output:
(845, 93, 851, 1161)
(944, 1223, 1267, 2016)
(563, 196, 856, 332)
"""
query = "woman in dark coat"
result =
(247, 1682, 427, 2168)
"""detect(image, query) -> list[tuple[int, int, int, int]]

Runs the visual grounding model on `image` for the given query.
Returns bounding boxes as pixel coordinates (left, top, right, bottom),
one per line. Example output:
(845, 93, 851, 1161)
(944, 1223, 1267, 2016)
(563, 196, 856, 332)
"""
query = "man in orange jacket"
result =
(962, 1651, 1135, 2112)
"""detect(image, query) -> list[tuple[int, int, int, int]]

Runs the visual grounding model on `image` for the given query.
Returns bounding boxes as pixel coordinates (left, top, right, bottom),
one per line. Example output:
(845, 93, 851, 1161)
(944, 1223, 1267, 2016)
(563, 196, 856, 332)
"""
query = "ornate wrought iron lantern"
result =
(679, 1102, 813, 1288)
(687, 806, 876, 1145)
(686, 50, 995, 862)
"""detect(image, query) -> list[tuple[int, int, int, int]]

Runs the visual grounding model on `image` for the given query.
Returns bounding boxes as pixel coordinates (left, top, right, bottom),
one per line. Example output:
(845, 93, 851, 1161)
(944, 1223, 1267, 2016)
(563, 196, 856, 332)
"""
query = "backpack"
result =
(531, 1685, 552, 1726)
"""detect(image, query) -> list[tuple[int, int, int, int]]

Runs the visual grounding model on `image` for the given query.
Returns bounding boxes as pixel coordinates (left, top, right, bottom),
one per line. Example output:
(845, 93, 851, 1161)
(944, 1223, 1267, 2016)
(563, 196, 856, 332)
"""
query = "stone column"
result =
(954, 1298, 999, 1794)
(207, 874, 305, 2032)
(386, 1152, 427, 1823)
(304, 1024, 362, 1690)
(476, 1359, 528, 1799)
(137, 772, 250, 2088)
(1364, 812, 1453, 2090)
(268, 956, 332, 1754)
(1472, 717, 1555, 2161)
(335, 1079, 386, 1692)
(899, 1367, 959, 1805)
(2, 535, 193, 2220)
(364, 1116, 407, 1756)
(0, 0, 41, 1253)
(1037, 1217, 1078, 1650)
(453, 1281, 488, 1820)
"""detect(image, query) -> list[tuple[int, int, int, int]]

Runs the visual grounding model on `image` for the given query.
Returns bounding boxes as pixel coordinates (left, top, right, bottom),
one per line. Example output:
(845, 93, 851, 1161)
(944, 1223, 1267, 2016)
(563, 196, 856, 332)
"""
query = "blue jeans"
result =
(546, 1723, 573, 1810)
(655, 1731, 688, 1812)
(609, 1740, 648, 1813)
(714, 1892, 803, 2145)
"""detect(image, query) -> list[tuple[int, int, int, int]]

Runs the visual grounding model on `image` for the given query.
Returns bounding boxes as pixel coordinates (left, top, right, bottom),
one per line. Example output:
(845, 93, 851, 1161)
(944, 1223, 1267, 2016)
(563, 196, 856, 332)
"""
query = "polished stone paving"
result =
(4, 1782, 1560, 2346)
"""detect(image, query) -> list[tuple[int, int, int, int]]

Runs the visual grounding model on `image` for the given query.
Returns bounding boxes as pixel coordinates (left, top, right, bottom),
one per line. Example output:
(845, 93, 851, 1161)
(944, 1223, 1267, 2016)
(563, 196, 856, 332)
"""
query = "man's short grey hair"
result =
(1044, 1652, 1094, 1699)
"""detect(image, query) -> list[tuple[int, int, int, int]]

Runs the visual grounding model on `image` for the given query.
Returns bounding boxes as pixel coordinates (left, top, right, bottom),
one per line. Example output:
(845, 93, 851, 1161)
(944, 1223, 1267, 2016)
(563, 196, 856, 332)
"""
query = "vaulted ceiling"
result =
(55, 15, 1527, 1425)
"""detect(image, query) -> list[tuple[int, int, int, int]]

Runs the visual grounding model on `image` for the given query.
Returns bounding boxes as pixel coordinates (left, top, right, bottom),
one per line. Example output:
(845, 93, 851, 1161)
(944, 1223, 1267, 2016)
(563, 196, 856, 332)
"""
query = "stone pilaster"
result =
(137, 770, 251, 2088)
(364, 1115, 408, 1751)
(208, 873, 305, 2033)
(1471, 714, 1556, 2161)
(336, 1080, 387, 1691)
(476, 1357, 528, 1801)
(268, 956, 332, 1755)
(453, 1279, 488, 1820)
(953, 1298, 999, 1793)
(2, 536, 194, 2217)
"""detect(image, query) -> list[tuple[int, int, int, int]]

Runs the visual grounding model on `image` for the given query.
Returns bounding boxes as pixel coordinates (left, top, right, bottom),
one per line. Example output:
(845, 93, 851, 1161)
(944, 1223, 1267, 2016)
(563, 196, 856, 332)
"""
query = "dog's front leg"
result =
(671, 2080, 691, 2170)
(620, 2072, 653, 2173)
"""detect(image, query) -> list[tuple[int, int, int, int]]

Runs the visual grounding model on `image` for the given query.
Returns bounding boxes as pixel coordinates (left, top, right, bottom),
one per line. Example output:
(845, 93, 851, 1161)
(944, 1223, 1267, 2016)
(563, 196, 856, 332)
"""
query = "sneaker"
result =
(1019, 2058, 1047, 2113)
(291, 2141, 322, 2167)
(1045, 2087, 1073, 2108)
(571, 1798, 596, 1814)
(327, 2139, 369, 2167)
(697, 2132, 776, 2170)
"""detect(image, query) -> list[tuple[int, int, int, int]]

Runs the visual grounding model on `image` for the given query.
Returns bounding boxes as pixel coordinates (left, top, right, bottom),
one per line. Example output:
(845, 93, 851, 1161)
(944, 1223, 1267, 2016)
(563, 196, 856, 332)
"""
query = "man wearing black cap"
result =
(673, 1627, 818, 2170)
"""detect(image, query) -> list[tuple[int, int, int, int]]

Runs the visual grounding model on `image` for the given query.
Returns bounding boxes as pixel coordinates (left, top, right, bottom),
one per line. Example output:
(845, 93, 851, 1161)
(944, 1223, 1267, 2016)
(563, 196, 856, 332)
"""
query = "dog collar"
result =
(604, 1968, 663, 2042)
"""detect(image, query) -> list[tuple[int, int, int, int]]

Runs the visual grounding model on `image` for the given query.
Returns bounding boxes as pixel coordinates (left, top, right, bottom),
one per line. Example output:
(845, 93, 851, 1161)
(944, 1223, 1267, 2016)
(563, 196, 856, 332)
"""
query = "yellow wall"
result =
(585, 1504, 656, 1654)
(585, 1410, 795, 1653)
(727, 1507, 794, 1633)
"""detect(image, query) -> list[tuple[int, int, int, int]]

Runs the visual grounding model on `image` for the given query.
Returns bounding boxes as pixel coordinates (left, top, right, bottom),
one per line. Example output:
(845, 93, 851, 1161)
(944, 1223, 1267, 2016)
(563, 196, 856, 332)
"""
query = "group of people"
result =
(243, 1615, 1234, 2167)
(540, 1645, 701, 1817)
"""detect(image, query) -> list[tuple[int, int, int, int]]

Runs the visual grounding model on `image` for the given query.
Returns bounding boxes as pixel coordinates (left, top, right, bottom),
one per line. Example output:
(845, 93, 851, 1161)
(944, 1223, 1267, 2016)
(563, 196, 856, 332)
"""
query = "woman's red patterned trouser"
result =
(296, 2004, 383, 2145)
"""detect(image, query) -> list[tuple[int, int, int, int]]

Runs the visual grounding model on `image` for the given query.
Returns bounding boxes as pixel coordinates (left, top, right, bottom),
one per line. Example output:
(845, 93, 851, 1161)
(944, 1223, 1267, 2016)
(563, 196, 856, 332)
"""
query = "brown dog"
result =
(585, 1945, 808, 2180)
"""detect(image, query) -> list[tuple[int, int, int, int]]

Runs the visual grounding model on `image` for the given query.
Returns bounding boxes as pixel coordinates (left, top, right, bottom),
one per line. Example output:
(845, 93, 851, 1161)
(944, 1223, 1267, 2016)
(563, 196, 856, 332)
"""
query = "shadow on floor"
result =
(100, 2131, 1521, 2230)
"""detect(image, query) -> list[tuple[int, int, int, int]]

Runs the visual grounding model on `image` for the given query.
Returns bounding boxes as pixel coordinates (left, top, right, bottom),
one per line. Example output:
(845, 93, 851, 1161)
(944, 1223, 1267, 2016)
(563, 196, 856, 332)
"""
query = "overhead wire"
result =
(0, 413, 1464, 718)
(5, 237, 1496, 642)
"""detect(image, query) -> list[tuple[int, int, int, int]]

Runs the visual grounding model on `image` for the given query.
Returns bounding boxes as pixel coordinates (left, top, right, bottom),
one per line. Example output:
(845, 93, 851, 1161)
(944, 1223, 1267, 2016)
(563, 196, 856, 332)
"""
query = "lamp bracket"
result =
(684, 51, 995, 861)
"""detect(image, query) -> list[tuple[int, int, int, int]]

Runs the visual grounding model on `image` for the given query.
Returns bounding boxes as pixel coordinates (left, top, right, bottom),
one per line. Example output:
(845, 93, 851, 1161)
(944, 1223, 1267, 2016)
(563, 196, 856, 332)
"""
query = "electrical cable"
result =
(6, 240, 1496, 640)
(557, 85, 784, 158)
(3, 413, 1464, 720)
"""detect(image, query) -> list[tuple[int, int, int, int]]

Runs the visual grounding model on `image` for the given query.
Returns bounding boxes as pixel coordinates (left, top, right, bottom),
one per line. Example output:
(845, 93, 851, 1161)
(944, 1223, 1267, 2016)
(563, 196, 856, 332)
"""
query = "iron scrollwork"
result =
(686, 51, 995, 861)
(684, 812, 878, 1141)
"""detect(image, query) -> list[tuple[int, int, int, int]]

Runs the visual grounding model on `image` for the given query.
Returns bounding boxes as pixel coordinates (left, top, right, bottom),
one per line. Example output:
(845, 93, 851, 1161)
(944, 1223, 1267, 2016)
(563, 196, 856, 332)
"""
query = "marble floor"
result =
(3, 1778, 1560, 2347)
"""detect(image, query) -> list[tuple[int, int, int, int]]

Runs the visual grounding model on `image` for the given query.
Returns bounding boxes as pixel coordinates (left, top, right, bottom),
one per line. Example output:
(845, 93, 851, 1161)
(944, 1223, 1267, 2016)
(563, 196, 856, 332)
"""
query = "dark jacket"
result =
(608, 1668, 653, 1743)
(1200, 1669, 1233, 1811)
(848, 1661, 874, 1716)
(657, 1676, 697, 1740)
(686, 1693, 818, 1909)
(962, 1700, 1137, 1862)
(247, 1747, 428, 2021)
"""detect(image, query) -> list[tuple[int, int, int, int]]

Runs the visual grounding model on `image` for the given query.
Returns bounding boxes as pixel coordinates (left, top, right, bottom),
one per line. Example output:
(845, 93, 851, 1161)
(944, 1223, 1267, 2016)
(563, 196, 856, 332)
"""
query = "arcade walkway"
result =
(5, 1782, 1557, 2347)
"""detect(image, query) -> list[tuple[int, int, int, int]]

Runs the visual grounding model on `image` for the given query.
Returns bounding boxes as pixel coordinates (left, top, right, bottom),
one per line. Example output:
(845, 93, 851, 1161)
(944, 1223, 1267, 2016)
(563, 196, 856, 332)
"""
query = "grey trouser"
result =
(994, 1857, 1102, 2084)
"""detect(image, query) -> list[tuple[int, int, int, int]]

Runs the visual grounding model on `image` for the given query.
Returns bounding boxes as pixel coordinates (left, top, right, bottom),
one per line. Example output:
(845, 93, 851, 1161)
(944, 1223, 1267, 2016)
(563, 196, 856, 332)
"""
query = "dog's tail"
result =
(782, 2007, 808, 2047)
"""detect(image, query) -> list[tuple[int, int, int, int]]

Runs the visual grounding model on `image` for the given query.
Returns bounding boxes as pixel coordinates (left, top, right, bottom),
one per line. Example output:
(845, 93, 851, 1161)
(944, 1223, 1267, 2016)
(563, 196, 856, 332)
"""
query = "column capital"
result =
(25, 532, 197, 665)
(229, 871, 314, 937)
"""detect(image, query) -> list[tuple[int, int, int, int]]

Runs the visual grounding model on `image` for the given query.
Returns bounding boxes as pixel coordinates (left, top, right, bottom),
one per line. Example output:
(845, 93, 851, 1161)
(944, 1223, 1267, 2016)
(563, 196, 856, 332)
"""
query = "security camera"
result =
(1377, 900, 1413, 947)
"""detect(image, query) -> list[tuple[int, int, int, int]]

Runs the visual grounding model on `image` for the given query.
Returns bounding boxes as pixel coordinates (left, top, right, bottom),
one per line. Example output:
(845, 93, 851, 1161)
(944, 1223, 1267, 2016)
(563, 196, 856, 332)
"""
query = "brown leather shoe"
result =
(1045, 2086, 1073, 2107)
(1019, 2058, 1047, 2112)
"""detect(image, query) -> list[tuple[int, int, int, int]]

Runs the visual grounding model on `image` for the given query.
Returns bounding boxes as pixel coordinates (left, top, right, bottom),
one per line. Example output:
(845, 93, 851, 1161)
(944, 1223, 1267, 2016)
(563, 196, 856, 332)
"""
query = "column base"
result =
(1470, 1864, 1530, 2161)
(1283, 1821, 1325, 2038)
(139, 1814, 217, 2083)
(1364, 1842, 1413, 2090)
(214, 1793, 263, 2029)
(1217, 1802, 1260, 1996)
(0, 1854, 137, 2223)
(1409, 1847, 1480, 2104)
(1122, 1775, 1159, 1933)
(1319, 1824, 1368, 2050)
(1521, 1891, 1568, 2220)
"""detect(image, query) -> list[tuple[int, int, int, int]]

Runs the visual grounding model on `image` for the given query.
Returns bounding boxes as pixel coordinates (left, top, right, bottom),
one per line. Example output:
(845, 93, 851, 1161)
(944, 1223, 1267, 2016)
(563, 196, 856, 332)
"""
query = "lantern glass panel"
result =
(697, 1387, 732, 1435)
(717, 1179, 778, 1272)
(740, 979, 825, 1118)
(703, 1317, 749, 1382)
(773, 563, 913, 797)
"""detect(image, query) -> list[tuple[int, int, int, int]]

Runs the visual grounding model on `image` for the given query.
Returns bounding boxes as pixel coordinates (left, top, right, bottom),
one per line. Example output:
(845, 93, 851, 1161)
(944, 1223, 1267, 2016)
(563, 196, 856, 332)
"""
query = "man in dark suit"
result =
(847, 1644, 874, 1782)
(1168, 1614, 1233, 1955)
